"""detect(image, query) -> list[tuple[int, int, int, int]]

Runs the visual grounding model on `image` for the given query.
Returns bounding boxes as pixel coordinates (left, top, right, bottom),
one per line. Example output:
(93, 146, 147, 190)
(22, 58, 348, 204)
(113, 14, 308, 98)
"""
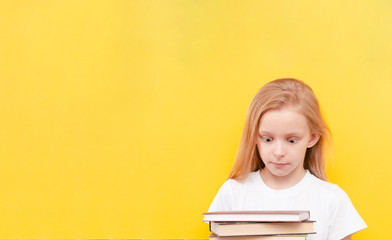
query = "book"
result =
(209, 234, 307, 240)
(203, 211, 310, 222)
(209, 221, 315, 237)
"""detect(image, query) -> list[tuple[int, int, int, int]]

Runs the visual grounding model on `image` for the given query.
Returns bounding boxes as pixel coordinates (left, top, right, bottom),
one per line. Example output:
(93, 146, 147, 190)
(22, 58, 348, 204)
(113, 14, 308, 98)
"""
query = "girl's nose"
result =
(273, 141, 286, 158)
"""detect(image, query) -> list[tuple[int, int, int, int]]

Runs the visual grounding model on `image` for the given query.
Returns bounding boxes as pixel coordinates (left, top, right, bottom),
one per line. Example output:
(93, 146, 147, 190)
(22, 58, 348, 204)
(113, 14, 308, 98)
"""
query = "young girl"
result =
(206, 79, 367, 240)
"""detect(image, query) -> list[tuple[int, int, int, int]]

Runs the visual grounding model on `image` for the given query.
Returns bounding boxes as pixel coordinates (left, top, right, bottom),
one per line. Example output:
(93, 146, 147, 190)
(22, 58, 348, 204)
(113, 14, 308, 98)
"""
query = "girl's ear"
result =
(307, 133, 320, 148)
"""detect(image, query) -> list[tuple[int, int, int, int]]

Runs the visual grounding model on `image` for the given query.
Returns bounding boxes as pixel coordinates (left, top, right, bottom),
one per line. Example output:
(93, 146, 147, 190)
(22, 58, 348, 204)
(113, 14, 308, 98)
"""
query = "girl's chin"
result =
(266, 168, 291, 177)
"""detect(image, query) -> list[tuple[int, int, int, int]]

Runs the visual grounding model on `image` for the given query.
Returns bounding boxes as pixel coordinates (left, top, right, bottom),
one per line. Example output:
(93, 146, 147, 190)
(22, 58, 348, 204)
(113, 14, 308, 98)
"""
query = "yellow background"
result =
(0, 1, 391, 239)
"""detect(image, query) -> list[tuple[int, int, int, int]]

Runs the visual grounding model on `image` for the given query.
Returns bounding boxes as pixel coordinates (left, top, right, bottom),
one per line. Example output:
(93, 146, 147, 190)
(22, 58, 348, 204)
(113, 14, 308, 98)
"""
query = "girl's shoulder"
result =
(306, 172, 350, 199)
(221, 171, 261, 190)
(226, 170, 260, 184)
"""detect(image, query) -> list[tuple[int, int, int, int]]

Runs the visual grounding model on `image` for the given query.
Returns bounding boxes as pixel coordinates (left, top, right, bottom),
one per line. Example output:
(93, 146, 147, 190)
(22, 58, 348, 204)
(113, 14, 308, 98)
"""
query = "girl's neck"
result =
(259, 168, 307, 190)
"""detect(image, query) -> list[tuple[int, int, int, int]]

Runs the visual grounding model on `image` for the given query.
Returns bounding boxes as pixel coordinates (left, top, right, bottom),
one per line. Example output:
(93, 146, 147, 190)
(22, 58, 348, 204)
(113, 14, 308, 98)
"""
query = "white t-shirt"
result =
(207, 170, 367, 240)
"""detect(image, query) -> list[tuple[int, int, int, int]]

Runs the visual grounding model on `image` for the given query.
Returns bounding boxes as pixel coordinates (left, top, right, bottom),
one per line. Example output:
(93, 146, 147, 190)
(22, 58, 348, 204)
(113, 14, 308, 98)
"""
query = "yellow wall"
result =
(0, 1, 391, 239)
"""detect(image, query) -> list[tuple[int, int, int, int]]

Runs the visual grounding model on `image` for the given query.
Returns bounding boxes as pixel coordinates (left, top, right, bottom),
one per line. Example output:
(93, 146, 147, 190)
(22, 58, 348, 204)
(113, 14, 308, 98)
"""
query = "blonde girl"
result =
(206, 78, 366, 240)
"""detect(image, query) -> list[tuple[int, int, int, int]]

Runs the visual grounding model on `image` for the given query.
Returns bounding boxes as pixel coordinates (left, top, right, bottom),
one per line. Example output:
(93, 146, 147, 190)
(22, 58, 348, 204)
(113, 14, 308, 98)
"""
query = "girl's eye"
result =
(262, 137, 272, 142)
(288, 138, 297, 143)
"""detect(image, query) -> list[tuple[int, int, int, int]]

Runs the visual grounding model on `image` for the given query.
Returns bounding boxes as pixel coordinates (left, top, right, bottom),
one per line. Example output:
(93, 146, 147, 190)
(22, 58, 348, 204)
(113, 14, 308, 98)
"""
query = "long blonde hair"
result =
(228, 78, 330, 181)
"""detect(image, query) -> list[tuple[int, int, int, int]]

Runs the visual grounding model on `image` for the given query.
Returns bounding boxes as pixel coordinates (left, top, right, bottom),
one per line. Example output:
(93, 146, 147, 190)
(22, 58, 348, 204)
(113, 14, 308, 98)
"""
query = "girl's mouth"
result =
(272, 162, 288, 167)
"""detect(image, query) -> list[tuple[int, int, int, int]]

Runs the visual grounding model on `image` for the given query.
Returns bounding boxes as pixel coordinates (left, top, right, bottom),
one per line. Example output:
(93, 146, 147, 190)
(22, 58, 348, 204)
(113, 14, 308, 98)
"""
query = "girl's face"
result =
(257, 107, 319, 183)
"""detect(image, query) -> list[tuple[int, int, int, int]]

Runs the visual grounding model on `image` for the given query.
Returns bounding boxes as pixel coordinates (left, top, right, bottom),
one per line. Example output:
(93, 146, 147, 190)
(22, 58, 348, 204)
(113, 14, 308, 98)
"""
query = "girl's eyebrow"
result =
(259, 130, 304, 136)
(258, 130, 272, 135)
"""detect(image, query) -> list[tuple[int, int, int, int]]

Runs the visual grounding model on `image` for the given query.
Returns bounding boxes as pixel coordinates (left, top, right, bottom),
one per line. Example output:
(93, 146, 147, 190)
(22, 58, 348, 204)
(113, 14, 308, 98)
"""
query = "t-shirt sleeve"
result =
(207, 180, 234, 212)
(328, 185, 367, 240)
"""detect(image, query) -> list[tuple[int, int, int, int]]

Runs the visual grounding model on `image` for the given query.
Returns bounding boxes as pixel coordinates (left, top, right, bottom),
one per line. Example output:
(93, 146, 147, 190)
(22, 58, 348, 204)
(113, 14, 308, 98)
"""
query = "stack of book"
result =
(202, 211, 315, 240)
